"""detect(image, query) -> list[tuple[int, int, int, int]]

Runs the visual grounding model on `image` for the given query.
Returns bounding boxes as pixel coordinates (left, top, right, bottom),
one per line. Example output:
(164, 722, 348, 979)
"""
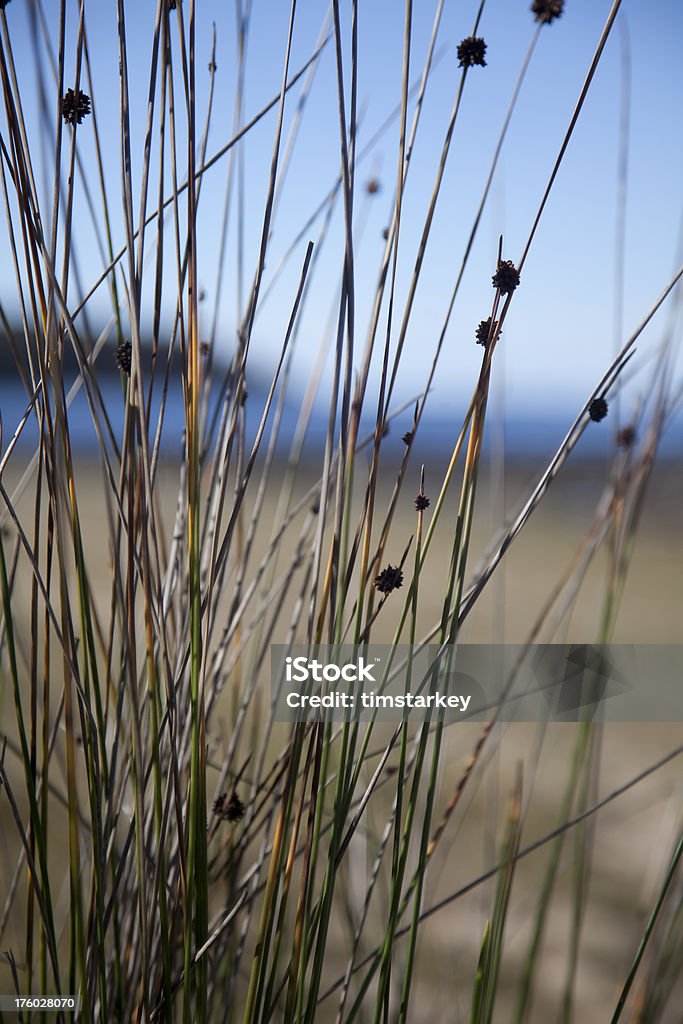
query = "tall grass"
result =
(1, 0, 682, 1021)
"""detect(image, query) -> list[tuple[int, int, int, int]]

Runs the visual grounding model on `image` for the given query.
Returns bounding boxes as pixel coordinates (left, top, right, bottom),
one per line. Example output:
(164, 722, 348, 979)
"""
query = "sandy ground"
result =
(1, 454, 682, 1020)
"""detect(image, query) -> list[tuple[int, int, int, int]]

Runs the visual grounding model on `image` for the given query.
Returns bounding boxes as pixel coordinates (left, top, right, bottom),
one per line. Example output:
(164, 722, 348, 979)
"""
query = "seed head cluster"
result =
(415, 493, 430, 512)
(492, 259, 520, 295)
(213, 790, 245, 823)
(475, 317, 500, 347)
(457, 36, 487, 68)
(0, 0, 13, 10)
(61, 88, 91, 126)
(115, 340, 132, 376)
(531, 0, 564, 24)
(402, 430, 414, 447)
(617, 425, 636, 448)
(588, 396, 609, 423)
(374, 564, 404, 595)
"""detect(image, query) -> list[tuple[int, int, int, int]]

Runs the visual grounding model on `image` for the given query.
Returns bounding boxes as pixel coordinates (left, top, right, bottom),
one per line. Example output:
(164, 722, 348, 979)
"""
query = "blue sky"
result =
(2, 0, 683, 421)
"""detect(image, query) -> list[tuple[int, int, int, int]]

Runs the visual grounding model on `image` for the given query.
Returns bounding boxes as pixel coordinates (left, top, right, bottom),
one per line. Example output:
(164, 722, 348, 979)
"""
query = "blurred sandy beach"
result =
(2, 454, 681, 1019)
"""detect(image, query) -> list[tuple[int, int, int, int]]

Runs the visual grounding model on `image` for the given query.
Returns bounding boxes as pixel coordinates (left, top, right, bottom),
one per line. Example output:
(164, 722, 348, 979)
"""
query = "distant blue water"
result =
(1, 380, 681, 462)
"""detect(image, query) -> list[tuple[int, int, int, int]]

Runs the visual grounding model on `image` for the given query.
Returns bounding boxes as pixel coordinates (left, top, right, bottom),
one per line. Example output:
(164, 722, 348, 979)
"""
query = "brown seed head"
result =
(213, 790, 245, 823)
(475, 317, 500, 347)
(61, 88, 91, 126)
(457, 36, 487, 68)
(492, 259, 520, 295)
(531, 0, 564, 24)
(374, 564, 404, 595)
(588, 396, 609, 423)
(617, 425, 636, 448)
(115, 341, 132, 376)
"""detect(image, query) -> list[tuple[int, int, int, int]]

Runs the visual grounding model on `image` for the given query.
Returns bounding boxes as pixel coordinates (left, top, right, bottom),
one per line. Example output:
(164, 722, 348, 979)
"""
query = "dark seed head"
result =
(61, 87, 91, 126)
(366, 177, 381, 195)
(213, 790, 245, 823)
(225, 791, 245, 822)
(415, 493, 430, 512)
(531, 0, 564, 24)
(168, 0, 177, 9)
(475, 317, 499, 347)
(115, 340, 132, 375)
(402, 430, 414, 447)
(382, 227, 390, 240)
(617, 424, 636, 448)
(374, 564, 404, 595)
(0, 0, 13, 10)
(588, 396, 609, 423)
(457, 36, 487, 68)
(492, 259, 520, 295)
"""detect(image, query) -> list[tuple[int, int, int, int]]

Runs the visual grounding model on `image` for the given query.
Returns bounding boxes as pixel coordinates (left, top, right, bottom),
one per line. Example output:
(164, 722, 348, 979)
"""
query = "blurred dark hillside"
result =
(1, 326, 194, 381)
(2, 324, 682, 460)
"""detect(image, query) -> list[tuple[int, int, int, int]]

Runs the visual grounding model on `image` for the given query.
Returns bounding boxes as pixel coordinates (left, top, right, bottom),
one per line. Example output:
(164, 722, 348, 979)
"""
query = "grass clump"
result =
(0, 1, 682, 1021)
